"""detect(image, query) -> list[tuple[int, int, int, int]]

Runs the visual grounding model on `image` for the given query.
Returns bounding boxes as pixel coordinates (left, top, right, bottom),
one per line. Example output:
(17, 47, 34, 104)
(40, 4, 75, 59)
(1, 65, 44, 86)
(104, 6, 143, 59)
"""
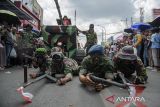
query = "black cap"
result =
(89, 24, 94, 28)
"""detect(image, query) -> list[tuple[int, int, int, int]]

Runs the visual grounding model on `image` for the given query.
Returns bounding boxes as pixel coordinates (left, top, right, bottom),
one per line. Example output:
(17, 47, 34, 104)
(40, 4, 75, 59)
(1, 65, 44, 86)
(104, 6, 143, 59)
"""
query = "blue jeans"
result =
(136, 45, 142, 58)
(143, 48, 148, 67)
(5, 44, 13, 65)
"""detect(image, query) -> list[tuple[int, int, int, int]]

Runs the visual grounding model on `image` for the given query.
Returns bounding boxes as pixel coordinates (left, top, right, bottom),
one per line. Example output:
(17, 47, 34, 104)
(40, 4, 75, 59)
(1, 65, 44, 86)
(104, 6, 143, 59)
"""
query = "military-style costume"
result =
(80, 45, 114, 79)
(30, 48, 49, 78)
(80, 24, 97, 53)
(113, 46, 148, 84)
(50, 52, 79, 77)
(50, 50, 79, 85)
(79, 45, 114, 91)
(85, 31, 97, 52)
(20, 31, 34, 48)
(17, 24, 35, 66)
(80, 55, 114, 79)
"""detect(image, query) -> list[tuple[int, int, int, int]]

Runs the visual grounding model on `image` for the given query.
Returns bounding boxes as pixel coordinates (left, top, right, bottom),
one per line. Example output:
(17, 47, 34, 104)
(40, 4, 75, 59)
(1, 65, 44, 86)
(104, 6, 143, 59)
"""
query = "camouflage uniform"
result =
(84, 31, 97, 53)
(30, 48, 49, 77)
(80, 55, 114, 79)
(18, 30, 35, 65)
(80, 24, 97, 53)
(79, 45, 114, 91)
(50, 52, 79, 78)
(113, 46, 148, 84)
(20, 31, 34, 48)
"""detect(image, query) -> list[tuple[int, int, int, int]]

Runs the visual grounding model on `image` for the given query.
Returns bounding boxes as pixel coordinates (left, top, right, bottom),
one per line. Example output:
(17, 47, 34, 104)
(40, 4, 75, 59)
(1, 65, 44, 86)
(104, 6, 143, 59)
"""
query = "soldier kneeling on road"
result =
(113, 46, 148, 84)
(50, 47, 79, 85)
(79, 45, 114, 91)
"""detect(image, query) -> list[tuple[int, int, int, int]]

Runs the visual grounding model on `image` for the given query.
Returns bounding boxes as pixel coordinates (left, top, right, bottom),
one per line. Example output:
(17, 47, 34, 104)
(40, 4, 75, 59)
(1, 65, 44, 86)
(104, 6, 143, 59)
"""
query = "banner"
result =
(153, 9, 160, 19)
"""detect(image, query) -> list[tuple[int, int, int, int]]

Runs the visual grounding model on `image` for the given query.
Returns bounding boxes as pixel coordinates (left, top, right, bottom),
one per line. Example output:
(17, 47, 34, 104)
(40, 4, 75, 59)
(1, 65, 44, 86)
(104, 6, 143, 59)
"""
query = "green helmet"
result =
(35, 48, 47, 55)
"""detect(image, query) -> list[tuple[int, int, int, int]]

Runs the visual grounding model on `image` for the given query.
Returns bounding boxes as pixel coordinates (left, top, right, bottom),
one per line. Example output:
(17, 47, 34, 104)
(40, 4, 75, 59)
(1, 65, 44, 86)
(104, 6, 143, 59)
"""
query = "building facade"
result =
(12, 0, 43, 31)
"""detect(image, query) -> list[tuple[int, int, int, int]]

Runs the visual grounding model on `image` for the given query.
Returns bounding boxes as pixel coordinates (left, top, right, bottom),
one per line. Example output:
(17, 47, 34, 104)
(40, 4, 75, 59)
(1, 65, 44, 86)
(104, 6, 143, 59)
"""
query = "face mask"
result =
(52, 54, 63, 63)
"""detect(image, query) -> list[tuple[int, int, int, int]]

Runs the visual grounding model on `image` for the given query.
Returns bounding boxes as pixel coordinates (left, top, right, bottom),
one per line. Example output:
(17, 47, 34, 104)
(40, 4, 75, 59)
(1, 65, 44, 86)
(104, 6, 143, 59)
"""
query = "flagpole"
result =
(75, 10, 76, 25)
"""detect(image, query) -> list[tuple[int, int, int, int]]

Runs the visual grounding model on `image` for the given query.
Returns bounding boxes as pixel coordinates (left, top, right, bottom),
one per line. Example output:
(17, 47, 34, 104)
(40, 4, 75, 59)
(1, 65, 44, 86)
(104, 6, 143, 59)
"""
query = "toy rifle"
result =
(21, 53, 58, 88)
(89, 72, 146, 96)
(89, 74, 127, 88)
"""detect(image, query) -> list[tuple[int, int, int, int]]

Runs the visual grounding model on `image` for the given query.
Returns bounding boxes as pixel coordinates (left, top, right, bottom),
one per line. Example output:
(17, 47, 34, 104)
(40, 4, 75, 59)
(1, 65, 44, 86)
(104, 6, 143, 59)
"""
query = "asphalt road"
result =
(0, 66, 160, 107)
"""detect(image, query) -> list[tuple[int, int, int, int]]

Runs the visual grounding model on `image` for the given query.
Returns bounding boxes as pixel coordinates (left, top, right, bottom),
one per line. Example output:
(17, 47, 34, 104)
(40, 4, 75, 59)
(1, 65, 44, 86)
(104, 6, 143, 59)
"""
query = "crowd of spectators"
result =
(0, 21, 43, 71)
(0, 22, 17, 70)
(105, 28, 160, 71)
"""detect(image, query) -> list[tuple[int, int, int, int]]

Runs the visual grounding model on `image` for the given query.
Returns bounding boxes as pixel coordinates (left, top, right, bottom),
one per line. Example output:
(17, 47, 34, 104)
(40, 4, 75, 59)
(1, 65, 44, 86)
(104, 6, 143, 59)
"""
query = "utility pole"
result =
(125, 18, 128, 28)
(121, 18, 128, 28)
(133, 0, 146, 22)
(102, 29, 104, 42)
(97, 25, 106, 42)
(131, 17, 133, 25)
(75, 10, 76, 25)
(140, 7, 144, 22)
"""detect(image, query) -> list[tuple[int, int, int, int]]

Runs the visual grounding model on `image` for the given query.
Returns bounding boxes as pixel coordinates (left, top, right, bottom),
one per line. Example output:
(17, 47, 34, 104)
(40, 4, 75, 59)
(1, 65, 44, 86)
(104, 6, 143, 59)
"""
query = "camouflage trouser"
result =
(36, 64, 47, 77)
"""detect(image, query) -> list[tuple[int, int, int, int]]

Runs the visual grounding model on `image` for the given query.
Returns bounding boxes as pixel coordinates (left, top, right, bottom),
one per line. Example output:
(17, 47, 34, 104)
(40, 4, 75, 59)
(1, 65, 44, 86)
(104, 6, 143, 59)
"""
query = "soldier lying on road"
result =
(113, 46, 148, 84)
(29, 48, 50, 78)
(79, 45, 114, 91)
(30, 47, 79, 85)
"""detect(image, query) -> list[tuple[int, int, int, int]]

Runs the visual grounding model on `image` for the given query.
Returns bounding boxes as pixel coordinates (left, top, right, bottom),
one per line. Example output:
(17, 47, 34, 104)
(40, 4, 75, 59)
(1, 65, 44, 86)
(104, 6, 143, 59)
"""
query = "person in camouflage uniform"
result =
(113, 46, 148, 84)
(78, 24, 97, 54)
(18, 24, 35, 67)
(20, 24, 35, 48)
(79, 45, 114, 91)
(50, 47, 79, 85)
(29, 48, 50, 78)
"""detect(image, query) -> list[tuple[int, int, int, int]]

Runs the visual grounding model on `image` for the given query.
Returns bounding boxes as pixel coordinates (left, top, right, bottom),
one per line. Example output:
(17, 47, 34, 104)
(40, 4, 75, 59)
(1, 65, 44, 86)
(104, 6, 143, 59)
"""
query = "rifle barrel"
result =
(90, 75, 126, 88)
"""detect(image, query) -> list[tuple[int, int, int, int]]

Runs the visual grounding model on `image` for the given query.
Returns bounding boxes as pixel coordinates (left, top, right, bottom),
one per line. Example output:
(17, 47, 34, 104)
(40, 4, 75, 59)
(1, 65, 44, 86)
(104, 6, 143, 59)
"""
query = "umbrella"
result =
(124, 28, 133, 33)
(113, 33, 124, 41)
(0, 10, 21, 25)
(131, 23, 151, 31)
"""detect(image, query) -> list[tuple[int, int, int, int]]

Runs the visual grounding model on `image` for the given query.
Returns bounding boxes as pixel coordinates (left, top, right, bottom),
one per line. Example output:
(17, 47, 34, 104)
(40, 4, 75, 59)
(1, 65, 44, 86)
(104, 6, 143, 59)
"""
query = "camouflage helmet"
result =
(117, 46, 137, 60)
(88, 45, 104, 55)
(35, 48, 47, 55)
(51, 47, 62, 53)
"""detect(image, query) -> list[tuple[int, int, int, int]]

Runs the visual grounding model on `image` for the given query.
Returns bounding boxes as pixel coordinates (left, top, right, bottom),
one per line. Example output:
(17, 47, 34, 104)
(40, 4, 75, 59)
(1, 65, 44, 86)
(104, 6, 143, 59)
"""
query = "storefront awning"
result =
(0, 0, 33, 20)
(150, 16, 160, 27)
